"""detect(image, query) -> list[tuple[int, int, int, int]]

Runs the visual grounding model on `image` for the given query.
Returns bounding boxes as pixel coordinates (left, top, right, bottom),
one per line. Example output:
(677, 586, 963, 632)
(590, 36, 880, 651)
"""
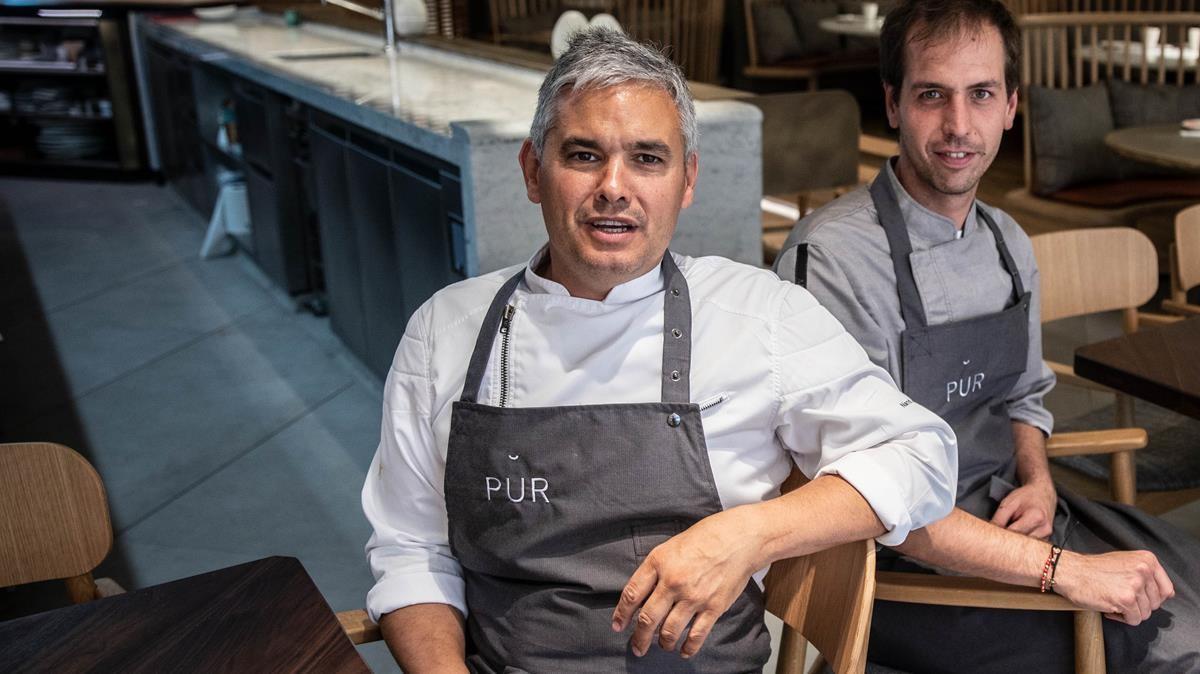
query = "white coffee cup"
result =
(1143, 26, 1161, 54)
(862, 2, 879, 24)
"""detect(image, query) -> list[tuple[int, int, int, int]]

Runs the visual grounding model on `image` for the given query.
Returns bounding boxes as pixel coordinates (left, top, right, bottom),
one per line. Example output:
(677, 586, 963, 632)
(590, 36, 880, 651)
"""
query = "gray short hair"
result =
(530, 27, 698, 160)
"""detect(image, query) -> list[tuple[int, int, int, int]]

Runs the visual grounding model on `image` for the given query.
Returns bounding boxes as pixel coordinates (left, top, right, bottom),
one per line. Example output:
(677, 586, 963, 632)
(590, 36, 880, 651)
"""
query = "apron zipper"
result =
(498, 304, 515, 407)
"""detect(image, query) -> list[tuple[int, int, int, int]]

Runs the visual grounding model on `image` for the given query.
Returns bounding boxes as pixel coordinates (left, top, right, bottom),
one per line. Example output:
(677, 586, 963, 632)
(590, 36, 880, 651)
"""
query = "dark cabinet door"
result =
(244, 163, 290, 286)
(309, 122, 368, 360)
(389, 162, 463, 319)
(346, 134, 408, 377)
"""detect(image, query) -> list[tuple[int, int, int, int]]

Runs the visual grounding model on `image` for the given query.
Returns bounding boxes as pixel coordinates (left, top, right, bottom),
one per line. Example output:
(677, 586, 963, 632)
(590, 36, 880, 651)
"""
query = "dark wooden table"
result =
(1075, 317, 1200, 420)
(0, 556, 369, 673)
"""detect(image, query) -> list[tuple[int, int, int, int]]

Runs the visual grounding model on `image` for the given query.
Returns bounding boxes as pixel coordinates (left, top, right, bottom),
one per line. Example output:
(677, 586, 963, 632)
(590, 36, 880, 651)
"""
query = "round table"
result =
(817, 16, 883, 38)
(1105, 124, 1200, 172)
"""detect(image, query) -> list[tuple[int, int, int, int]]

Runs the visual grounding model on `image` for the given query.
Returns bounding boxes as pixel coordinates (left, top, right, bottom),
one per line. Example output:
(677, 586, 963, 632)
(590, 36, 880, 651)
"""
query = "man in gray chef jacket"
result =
(775, 0, 1199, 671)
(362, 27, 969, 673)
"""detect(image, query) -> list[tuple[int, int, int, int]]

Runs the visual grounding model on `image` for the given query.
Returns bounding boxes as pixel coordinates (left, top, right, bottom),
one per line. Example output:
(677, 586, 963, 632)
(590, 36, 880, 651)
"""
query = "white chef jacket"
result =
(363, 249, 957, 622)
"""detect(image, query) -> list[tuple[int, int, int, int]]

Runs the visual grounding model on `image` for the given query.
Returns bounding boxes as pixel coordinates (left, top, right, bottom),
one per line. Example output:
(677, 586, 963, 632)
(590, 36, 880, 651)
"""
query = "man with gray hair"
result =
(361, 28, 957, 672)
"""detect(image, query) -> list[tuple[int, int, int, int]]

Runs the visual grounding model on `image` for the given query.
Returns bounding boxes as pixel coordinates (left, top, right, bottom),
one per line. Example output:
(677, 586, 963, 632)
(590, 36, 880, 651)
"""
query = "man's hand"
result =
(1054, 549, 1175, 625)
(991, 477, 1056, 539)
(610, 508, 763, 660)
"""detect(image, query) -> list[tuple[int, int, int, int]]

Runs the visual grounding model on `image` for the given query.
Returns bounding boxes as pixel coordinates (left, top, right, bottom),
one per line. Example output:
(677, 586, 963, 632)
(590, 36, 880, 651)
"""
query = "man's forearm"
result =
(379, 602, 469, 674)
(893, 507, 1051, 586)
(1012, 420, 1051, 487)
(743, 474, 886, 568)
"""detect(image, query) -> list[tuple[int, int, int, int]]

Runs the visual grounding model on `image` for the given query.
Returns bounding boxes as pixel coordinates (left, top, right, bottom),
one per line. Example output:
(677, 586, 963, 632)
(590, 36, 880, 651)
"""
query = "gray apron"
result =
(444, 254, 771, 673)
(870, 174, 1031, 512)
(858, 175, 1200, 673)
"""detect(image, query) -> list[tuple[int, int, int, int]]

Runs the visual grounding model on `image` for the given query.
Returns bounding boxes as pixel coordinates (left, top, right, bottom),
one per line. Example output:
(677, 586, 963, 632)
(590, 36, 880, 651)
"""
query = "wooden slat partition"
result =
(1018, 12, 1200, 188)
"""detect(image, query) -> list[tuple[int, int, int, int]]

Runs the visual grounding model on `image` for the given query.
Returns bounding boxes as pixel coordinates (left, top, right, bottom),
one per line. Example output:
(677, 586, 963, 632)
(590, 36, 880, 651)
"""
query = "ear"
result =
(518, 138, 542, 204)
(883, 82, 901, 129)
(679, 152, 698, 210)
(1003, 87, 1018, 131)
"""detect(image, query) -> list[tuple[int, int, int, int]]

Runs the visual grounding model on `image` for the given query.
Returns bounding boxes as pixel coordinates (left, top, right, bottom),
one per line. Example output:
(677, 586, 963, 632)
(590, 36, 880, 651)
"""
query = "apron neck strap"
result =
(459, 253, 693, 405)
(976, 207, 1027, 302)
(869, 172, 929, 329)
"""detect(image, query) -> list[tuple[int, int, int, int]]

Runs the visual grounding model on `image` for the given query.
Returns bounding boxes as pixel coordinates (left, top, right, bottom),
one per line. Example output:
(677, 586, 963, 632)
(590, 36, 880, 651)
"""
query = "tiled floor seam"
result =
(115, 381, 358, 536)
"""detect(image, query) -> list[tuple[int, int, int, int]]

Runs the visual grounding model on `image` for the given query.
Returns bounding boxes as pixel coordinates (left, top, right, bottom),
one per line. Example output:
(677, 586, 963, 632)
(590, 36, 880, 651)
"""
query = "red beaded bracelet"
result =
(1040, 545, 1063, 593)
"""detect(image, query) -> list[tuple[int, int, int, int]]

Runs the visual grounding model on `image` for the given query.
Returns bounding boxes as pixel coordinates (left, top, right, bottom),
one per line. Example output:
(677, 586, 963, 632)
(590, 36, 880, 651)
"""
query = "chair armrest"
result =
(875, 571, 1079, 611)
(1137, 312, 1184, 327)
(1161, 299, 1200, 316)
(337, 609, 382, 645)
(95, 577, 125, 598)
(1047, 359, 1114, 394)
(1046, 428, 1148, 457)
(859, 134, 898, 159)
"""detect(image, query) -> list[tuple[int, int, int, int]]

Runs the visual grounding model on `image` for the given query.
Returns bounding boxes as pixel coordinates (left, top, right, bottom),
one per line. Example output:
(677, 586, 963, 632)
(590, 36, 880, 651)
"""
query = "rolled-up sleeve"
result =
(772, 285, 958, 546)
(362, 309, 466, 623)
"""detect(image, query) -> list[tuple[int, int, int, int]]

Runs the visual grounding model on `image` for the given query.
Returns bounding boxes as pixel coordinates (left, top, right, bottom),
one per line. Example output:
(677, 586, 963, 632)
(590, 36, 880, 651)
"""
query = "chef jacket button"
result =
(671, 328, 682, 339)
(667, 413, 682, 427)
(670, 370, 681, 381)
(671, 288, 680, 297)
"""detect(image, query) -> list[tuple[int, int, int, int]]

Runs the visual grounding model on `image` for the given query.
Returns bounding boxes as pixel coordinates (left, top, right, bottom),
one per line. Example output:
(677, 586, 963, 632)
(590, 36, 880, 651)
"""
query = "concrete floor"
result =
(1, 176, 1195, 673)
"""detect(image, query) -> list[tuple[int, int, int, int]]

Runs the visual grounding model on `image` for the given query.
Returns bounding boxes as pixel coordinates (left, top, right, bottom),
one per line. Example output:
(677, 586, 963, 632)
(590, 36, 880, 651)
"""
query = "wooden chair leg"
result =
(1073, 611, 1106, 674)
(1115, 393, 1135, 428)
(1110, 449, 1137, 506)
(776, 625, 809, 674)
(63, 572, 98, 603)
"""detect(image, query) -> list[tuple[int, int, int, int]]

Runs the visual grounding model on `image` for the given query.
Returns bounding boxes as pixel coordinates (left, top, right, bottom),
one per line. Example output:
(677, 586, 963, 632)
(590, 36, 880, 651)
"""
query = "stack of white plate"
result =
(36, 120, 106, 159)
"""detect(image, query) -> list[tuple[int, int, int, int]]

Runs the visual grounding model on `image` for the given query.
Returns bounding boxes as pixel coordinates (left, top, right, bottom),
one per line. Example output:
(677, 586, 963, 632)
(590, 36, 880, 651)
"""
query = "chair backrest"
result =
(1017, 12, 1200, 187)
(763, 470, 875, 674)
(614, 0, 725, 82)
(747, 91, 861, 196)
(1176, 204, 1200, 295)
(0, 443, 113, 589)
(1031, 227, 1158, 323)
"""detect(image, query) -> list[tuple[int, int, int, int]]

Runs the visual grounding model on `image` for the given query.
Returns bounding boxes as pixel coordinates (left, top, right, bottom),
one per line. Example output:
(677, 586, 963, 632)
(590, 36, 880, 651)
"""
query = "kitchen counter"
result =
(136, 8, 762, 272)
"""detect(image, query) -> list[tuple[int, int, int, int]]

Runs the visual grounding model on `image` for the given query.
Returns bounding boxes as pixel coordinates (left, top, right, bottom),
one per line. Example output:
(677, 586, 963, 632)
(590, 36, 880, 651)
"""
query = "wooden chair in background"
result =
(0, 442, 125, 604)
(1005, 0, 1199, 14)
(742, 0, 879, 91)
(1164, 203, 1200, 316)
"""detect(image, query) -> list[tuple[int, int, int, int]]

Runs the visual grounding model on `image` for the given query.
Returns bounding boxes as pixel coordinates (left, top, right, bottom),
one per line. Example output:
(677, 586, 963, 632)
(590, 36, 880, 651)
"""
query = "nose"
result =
(942, 95, 970, 140)
(595, 157, 628, 206)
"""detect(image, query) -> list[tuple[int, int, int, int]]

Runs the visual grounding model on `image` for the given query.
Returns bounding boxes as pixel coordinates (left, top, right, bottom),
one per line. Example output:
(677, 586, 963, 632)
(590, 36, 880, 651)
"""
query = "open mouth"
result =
(590, 219, 637, 234)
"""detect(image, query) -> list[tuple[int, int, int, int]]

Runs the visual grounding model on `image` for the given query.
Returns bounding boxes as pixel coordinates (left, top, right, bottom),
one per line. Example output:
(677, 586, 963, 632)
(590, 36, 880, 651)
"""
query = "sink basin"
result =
(271, 47, 379, 60)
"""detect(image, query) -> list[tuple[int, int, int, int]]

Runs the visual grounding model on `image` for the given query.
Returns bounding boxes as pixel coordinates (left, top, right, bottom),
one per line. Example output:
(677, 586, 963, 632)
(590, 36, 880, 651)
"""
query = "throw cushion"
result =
(1028, 83, 1122, 195)
(1108, 78, 1200, 127)
(753, 3, 805, 65)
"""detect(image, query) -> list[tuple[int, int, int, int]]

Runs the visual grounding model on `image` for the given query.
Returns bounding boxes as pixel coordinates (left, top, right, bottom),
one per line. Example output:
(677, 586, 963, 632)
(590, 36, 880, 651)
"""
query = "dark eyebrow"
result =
(628, 140, 673, 157)
(910, 79, 1002, 90)
(560, 136, 602, 152)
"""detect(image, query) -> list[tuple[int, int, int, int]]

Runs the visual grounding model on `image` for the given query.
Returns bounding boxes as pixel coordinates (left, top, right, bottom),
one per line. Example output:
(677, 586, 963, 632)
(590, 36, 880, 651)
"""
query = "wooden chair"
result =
(0, 442, 125, 603)
(1164, 203, 1200, 316)
(1005, 12, 1200, 231)
(1031, 227, 1191, 508)
(873, 572, 1108, 673)
(742, 0, 879, 91)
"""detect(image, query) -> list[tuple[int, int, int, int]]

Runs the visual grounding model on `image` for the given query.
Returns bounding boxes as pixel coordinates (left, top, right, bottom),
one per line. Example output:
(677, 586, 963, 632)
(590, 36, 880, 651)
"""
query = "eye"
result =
(918, 90, 943, 100)
(636, 153, 664, 165)
(570, 151, 598, 162)
(970, 89, 994, 100)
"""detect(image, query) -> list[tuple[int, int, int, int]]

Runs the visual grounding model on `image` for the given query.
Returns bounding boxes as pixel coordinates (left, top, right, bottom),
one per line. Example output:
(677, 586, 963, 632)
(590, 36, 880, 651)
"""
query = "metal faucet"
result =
(319, 0, 396, 54)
